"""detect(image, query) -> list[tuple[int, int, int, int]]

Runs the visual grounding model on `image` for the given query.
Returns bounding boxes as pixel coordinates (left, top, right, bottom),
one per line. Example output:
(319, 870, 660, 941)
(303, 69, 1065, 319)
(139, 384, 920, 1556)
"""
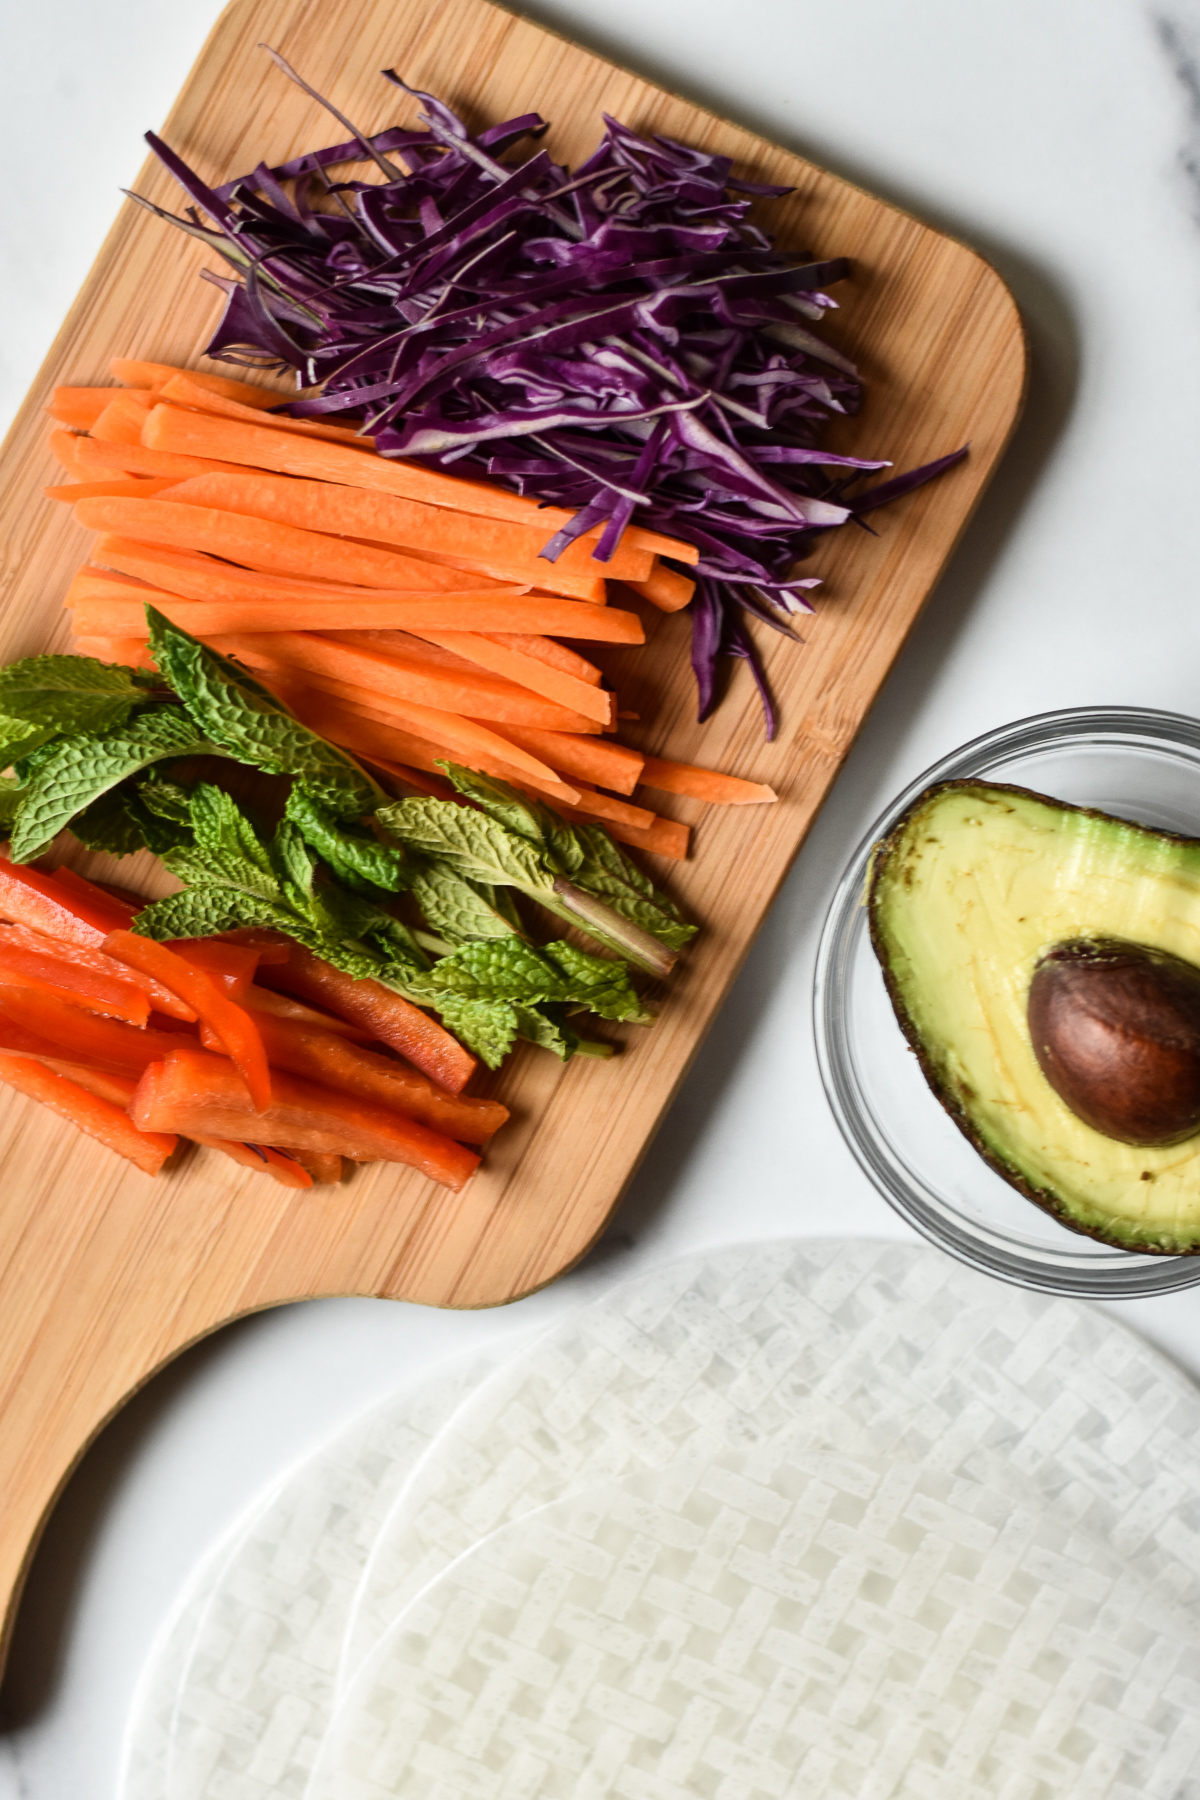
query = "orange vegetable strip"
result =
(637, 754, 779, 805)
(91, 392, 155, 445)
(258, 674, 578, 799)
(0, 1052, 176, 1175)
(213, 628, 601, 732)
(553, 805, 690, 860)
(41, 865, 135, 926)
(409, 630, 614, 726)
(103, 930, 272, 1112)
(626, 563, 696, 613)
(39, 1061, 140, 1107)
(487, 724, 645, 796)
(556, 782, 656, 832)
(193, 1135, 314, 1187)
(75, 635, 159, 672)
(286, 1148, 344, 1183)
(111, 358, 283, 407)
(133, 1048, 479, 1188)
(47, 477, 181, 502)
(0, 920, 192, 1020)
(48, 428, 84, 473)
(72, 435, 249, 481)
(157, 373, 374, 446)
(165, 937, 260, 1002)
(256, 947, 477, 1093)
(374, 539, 607, 604)
(199, 1010, 508, 1144)
(65, 589, 637, 641)
(142, 401, 694, 562)
(242, 983, 374, 1043)
(0, 937, 150, 1025)
(0, 855, 131, 944)
(0, 984, 194, 1074)
(73, 496, 511, 595)
(167, 471, 653, 582)
(45, 388, 119, 429)
(0, 1016, 71, 1058)
(485, 634, 603, 685)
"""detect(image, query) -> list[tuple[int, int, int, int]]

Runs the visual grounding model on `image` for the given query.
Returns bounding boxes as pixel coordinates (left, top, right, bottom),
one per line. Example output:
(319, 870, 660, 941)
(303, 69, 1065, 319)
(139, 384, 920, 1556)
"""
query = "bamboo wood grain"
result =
(0, 0, 1024, 1679)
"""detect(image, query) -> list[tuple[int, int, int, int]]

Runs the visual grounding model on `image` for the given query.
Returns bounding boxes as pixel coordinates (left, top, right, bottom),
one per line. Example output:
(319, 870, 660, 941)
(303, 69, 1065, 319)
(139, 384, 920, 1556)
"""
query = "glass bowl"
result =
(813, 706, 1200, 1297)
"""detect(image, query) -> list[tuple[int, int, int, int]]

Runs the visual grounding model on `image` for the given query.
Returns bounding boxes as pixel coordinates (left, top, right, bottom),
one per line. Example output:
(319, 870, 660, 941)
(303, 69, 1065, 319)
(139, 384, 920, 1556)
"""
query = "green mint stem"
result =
(544, 876, 676, 980)
(574, 1038, 615, 1059)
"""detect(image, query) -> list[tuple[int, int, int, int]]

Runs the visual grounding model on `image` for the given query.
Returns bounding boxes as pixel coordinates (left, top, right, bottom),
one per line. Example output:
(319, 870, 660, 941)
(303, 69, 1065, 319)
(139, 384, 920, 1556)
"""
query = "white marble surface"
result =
(3, 1, 1200, 1792)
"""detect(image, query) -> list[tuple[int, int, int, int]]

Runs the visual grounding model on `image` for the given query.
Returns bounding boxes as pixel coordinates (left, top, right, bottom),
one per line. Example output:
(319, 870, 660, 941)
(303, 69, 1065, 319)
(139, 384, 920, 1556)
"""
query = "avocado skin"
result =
(867, 779, 1200, 1255)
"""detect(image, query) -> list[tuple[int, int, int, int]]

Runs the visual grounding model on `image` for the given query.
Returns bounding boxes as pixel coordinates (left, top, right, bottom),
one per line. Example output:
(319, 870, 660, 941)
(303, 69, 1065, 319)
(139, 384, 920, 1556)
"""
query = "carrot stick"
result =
(142, 401, 695, 563)
(410, 630, 614, 726)
(48, 428, 84, 473)
(73, 495, 516, 595)
(198, 1009, 509, 1144)
(72, 435, 249, 482)
(47, 477, 181, 502)
(485, 634, 603, 684)
(558, 783, 657, 832)
(0, 1051, 177, 1174)
(256, 947, 477, 1093)
(194, 1136, 314, 1187)
(166, 471, 653, 582)
(73, 635, 159, 672)
(110, 358, 284, 408)
(487, 725, 645, 796)
(212, 628, 603, 732)
(157, 373, 374, 446)
(91, 392, 155, 445)
(365, 541, 608, 604)
(132, 1048, 479, 1189)
(638, 754, 778, 805)
(103, 930, 272, 1111)
(45, 388, 118, 430)
(626, 563, 696, 612)
(553, 805, 690, 860)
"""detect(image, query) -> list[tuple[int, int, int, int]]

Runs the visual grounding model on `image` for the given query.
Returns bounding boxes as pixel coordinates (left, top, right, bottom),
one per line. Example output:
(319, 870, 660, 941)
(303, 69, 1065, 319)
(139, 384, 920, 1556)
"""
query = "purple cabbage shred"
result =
(135, 52, 968, 733)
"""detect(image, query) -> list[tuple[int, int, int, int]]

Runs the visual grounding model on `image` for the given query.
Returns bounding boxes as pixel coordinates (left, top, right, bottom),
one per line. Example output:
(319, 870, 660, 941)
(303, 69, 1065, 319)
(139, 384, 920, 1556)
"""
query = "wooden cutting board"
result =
(0, 0, 1024, 1675)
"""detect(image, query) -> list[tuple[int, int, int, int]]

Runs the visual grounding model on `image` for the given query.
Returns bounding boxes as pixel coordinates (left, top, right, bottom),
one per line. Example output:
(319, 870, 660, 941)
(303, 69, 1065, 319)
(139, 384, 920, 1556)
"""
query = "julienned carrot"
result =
(198, 1010, 509, 1144)
(555, 803, 690, 861)
(157, 373, 374, 447)
(47, 478, 182, 503)
(132, 1048, 480, 1189)
(0, 937, 150, 1025)
(166, 471, 653, 583)
(194, 1135, 314, 1188)
(555, 783, 657, 832)
(91, 392, 154, 446)
(487, 635, 603, 685)
(626, 563, 696, 612)
(213, 629, 602, 734)
(110, 358, 283, 408)
(103, 930, 272, 1111)
(637, 754, 779, 805)
(77, 635, 159, 672)
(45, 388, 118, 429)
(409, 630, 614, 727)
(72, 434, 249, 482)
(0, 1051, 177, 1175)
(141, 400, 696, 565)
(256, 946, 477, 1093)
(381, 541, 607, 605)
(262, 675, 579, 801)
(48, 429, 84, 473)
(73, 495, 513, 596)
(66, 587, 640, 642)
(488, 724, 645, 796)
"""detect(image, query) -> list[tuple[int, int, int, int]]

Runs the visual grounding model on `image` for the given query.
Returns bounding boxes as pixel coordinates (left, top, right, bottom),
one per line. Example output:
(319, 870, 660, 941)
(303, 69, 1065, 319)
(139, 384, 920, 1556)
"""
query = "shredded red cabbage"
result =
(133, 52, 966, 736)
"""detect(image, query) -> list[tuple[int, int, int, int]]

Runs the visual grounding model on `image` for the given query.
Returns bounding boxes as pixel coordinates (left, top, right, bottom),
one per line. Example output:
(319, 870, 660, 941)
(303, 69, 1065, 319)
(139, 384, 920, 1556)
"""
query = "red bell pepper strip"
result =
(0, 934, 150, 1025)
(0, 1050, 177, 1175)
(103, 931, 272, 1111)
(166, 937, 260, 1002)
(132, 1048, 480, 1189)
(192, 1135, 314, 1188)
(50, 864, 137, 927)
(257, 945, 477, 1092)
(200, 1009, 507, 1144)
(0, 982, 198, 1075)
(242, 984, 373, 1042)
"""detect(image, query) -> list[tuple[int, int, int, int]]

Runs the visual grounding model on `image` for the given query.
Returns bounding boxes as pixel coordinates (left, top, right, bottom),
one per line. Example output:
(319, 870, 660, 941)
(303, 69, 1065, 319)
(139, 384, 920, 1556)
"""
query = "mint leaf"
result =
(0, 776, 22, 829)
(191, 782, 274, 876)
(438, 761, 584, 875)
(0, 654, 155, 736)
(284, 786, 406, 895)
(0, 715, 60, 771)
(71, 784, 148, 858)
(539, 941, 653, 1023)
(134, 887, 300, 941)
(512, 1004, 581, 1061)
(570, 822, 696, 952)
(137, 780, 194, 827)
(9, 706, 220, 862)
(148, 610, 381, 815)
(409, 864, 523, 945)
(377, 796, 555, 895)
(412, 936, 649, 1023)
(428, 993, 519, 1068)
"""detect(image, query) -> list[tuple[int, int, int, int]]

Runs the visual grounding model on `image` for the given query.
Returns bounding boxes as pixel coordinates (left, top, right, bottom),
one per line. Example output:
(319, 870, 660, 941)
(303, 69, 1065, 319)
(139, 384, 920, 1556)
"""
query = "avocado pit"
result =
(1028, 939, 1200, 1146)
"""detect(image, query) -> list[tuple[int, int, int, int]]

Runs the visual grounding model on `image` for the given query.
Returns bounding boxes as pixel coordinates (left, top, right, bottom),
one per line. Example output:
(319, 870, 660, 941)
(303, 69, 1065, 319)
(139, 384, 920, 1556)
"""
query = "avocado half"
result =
(868, 779, 1200, 1254)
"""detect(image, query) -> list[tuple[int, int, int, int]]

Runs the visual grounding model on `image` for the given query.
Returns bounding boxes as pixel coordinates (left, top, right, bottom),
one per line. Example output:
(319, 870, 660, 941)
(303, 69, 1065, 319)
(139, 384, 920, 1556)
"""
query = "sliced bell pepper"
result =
(166, 937, 260, 1002)
(242, 984, 373, 1042)
(0, 1050, 176, 1175)
(192, 1135, 314, 1189)
(286, 1147, 343, 1184)
(0, 983, 198, 1075)
(0, 934, 150, 1025)
(257, 945, 477, 1093)
(132, 1048, 479, 1190)
(0, 921, 190, 1021)
(200, 1009, 507, 1144)
(103, 931, 272, 1111)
